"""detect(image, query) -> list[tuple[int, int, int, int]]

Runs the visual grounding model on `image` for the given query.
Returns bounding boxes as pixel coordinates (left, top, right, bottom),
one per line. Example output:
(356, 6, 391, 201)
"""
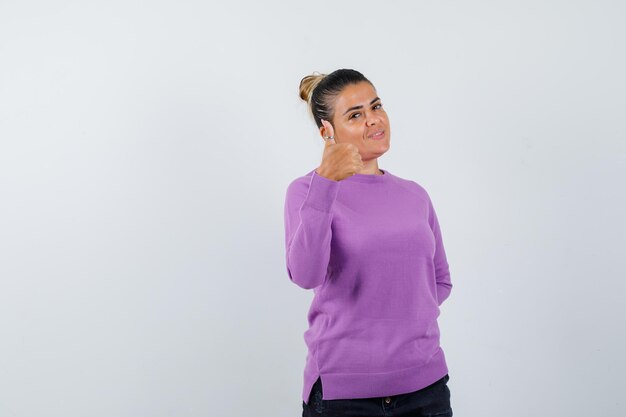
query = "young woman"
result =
(284, 69, 454, 417)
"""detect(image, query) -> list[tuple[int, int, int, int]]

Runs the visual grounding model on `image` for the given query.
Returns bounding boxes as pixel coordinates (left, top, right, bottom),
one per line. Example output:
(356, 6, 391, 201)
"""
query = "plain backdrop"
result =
(1, 1, 625, 416)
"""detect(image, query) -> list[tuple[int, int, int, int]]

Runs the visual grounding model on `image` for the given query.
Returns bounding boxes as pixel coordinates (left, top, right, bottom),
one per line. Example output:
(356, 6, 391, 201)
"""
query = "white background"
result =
(1, 1, 624, 416)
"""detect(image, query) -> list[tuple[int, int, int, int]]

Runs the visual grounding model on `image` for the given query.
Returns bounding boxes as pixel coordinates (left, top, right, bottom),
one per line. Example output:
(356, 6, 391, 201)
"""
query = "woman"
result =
(284, 69, 454, 417)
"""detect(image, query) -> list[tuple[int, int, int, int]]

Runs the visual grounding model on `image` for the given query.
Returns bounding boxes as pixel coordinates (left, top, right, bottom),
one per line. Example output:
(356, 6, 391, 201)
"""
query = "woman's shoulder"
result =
(286, 168, 316, 187)
(284, 168, 320, 200)
(388, 171, 430, 196)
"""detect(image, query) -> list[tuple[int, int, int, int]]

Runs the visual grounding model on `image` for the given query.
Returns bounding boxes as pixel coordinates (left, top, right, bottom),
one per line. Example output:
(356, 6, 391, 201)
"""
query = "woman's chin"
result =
(372, 143, 390, 157)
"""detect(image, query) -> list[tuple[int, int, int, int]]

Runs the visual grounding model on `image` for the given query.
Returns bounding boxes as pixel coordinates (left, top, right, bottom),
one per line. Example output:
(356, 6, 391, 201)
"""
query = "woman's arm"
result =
(427, 194, 453, 306)
(283, 171, 340, 289)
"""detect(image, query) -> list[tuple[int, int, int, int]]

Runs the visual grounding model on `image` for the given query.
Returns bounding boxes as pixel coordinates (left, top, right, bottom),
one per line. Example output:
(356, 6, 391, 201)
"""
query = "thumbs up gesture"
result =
(315, 119, 364, 181)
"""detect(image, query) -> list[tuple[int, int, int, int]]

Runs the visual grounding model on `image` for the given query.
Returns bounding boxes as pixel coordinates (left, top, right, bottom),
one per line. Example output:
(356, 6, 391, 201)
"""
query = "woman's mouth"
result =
(368, 130, 385, 140)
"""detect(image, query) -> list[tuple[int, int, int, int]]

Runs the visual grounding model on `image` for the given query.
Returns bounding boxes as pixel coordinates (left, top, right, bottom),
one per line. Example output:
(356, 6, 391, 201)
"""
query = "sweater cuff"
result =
(303, 170, 340, 212)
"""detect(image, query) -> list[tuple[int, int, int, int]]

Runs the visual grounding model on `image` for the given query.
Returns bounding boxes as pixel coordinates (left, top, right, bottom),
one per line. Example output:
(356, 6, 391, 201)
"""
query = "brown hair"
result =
(299, 69, 373, 129)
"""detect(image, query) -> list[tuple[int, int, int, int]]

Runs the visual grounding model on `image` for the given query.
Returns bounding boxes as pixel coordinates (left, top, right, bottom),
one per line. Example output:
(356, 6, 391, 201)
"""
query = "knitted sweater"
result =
(284, 168, 453, 405)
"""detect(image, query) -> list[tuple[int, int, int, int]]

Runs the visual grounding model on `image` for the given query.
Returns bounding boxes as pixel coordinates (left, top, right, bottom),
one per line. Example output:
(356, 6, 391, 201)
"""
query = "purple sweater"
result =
(284, 168, 453, 404)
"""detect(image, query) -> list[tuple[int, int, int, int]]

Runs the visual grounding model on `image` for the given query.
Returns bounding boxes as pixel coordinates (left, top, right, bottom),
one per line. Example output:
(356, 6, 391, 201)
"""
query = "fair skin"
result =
(315, 81, 391, 181)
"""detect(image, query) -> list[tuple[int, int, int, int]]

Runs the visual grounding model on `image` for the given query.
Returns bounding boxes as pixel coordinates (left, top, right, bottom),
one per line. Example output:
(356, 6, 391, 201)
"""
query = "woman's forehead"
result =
(335, 83, 379, 111)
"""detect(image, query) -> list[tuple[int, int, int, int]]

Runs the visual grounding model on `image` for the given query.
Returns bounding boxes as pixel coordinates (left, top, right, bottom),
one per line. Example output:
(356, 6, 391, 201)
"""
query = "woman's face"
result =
(323, 81, 391, 160)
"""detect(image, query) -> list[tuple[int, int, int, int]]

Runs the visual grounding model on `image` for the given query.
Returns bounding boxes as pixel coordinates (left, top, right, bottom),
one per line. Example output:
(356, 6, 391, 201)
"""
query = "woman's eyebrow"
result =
(343, 97, 381, 115)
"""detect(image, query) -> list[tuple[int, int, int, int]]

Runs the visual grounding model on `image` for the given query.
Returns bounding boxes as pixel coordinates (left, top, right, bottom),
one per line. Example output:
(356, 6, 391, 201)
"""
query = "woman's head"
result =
(299, 68, 390, 161)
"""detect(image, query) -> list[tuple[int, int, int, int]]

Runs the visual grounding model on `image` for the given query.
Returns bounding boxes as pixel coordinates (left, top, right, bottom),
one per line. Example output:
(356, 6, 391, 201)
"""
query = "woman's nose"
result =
(366, 114, 380, 126)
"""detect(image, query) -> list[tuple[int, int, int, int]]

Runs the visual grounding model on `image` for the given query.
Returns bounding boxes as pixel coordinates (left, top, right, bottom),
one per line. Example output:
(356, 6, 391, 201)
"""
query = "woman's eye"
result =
(350, 104, 382, 119)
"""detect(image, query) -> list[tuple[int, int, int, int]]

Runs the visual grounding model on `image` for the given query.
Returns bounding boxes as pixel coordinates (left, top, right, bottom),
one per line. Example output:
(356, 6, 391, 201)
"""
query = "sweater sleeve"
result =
(284, 170, 340, 290)
(427, 193, 453, 306)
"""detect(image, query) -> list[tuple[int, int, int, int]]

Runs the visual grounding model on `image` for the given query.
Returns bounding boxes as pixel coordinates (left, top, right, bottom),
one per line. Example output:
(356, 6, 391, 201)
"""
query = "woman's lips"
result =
(368, 130, 385, 140)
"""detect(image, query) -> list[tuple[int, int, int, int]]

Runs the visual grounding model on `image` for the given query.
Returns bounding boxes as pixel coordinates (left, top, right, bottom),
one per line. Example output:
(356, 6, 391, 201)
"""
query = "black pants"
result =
(302, 374, 452, 417)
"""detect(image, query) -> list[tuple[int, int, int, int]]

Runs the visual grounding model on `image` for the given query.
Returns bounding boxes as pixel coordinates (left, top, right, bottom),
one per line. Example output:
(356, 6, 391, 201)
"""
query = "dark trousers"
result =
(302, 374, 452, 417)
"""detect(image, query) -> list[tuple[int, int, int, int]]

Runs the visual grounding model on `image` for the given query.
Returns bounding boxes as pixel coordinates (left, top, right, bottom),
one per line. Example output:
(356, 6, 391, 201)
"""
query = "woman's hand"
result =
(315, 119, 364, 181)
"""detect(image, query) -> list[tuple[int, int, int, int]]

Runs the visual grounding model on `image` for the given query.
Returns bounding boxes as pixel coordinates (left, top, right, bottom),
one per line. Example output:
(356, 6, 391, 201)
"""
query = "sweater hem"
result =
(302, 347, 449, 403)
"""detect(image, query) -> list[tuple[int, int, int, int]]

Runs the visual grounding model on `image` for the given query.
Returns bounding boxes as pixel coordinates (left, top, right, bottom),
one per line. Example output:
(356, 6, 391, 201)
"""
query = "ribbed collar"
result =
(308, 168, 392, 183)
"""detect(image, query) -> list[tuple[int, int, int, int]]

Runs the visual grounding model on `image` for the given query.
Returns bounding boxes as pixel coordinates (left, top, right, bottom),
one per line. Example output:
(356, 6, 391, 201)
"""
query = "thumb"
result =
(320, 119, 336, 145)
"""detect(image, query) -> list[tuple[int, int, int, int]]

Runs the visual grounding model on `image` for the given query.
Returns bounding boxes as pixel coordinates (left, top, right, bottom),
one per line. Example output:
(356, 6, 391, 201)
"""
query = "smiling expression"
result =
(324, 81, 391, 160)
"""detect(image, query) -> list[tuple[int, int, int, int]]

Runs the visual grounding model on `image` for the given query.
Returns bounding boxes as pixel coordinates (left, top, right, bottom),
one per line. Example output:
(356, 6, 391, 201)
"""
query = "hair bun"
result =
(299, 71, 326, 104)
